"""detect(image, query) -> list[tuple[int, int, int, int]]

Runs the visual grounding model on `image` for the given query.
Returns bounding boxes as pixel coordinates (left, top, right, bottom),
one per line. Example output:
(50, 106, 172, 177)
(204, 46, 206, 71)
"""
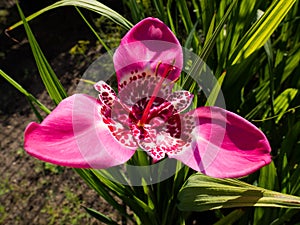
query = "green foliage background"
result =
(1, 0, 299, 224)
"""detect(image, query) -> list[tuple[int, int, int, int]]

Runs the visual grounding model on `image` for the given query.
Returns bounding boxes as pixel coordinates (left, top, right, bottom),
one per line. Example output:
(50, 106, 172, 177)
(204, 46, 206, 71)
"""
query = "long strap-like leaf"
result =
(17, 3, 67, 105)
(9, 0, 132, 32)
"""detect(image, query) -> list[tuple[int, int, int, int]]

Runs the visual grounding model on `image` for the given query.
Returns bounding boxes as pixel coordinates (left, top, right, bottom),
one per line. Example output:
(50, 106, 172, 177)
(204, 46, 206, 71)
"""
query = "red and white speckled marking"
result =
(119, 70, 172, 107)
(94, 67, 196, 161)
(98, 101, 137, 148)
(167, 90, 193, 112)
(94, 81, 117, 107)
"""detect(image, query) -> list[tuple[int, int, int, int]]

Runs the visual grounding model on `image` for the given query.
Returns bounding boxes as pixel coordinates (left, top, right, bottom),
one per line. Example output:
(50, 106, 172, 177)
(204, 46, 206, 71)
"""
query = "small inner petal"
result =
(100, 110, 137, 148)
(96, 83, 137, 148)
(167, 90, 193, 113)
(94, 81, 117, 107)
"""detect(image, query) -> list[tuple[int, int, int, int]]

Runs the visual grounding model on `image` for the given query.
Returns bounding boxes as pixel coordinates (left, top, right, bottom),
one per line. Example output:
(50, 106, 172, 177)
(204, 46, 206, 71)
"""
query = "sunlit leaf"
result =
(205, 71, 226, 106)
(200, 0, 238, 62)
(231, 0, 296, 65)
(263, 88, 298, 123)
(177, 173, 300, 212)
(176, 0, 199, 50)
(280, 47, 300, 84)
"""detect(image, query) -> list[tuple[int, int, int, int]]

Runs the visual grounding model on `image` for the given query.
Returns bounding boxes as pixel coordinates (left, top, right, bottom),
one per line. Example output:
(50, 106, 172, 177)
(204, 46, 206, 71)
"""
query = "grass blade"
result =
(230, 0, 296, 65)
(213, 209, 245, 225)
(75, 7, 112, 56)
(200, 0, 238, 62)
(17, 3, 67, 104)
(263, 88, 298, 123)
(0, 69, 50, 114)
(8, 0, 133, 32)
(82, 206, 119, 225)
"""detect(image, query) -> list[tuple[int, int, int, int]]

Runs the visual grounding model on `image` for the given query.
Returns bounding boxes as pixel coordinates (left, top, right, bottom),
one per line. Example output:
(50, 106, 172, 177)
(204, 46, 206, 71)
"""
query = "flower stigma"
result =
(138, 61, 176, 127)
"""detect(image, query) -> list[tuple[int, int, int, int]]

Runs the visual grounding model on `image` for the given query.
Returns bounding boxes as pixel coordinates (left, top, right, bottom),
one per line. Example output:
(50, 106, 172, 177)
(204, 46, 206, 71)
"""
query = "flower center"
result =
(96, 64, 194, 161)
(138, 63, 175, 126)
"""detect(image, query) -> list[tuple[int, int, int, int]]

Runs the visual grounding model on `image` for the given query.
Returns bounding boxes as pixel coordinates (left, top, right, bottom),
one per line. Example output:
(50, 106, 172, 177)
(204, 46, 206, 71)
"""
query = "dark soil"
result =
(0, 1, 124, 224)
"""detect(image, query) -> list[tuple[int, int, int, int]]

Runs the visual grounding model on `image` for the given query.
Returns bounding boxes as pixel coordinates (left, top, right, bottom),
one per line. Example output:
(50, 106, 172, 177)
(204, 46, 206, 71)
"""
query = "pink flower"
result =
(24, 17, 271, 178)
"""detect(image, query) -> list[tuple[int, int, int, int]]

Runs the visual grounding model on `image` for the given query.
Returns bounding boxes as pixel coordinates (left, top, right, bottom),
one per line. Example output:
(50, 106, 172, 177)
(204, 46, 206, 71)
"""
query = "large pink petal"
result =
(170, 107, 271, 178)
(24, 94, 136, 168)
(114, 17, 182, 89)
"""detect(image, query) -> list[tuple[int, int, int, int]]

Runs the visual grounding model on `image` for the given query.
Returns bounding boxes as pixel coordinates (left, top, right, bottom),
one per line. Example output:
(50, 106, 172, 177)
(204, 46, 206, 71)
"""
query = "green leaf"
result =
(74, 169, 125, 213)
(213, 209, 245, 225)
(91, 169, 156, 224)
(82, 206, 119, 225)
(254, 162, 279, 225)
(200, 0, 238, 62)
(270, 208, 300, 225)
(205, 71, 226, 106)
(0, 69, 50, 115)
(184, 19, 199, 50)
(280, 47, 300, 84)
(279, 153, 291, 194)
(230, 0, 296, 65)
(125, 0, 144, 24)
(16, 3, 67, 105)
(176, 0, 199, 50)
(263, 88, 298, 123)
(75, 7, 112, 56)
(177, 173, 300, 212)
(166, 0, 176, 33)
(202, 12, 215, 50)
(263, 28, 275, 116)
(199, 0, 215, 36)
(152, 0, 166, 22)
(258, 161, 278, 190)
(291, 164, 300, 196)
(281, 121, 300, 169)
(9, 0, 132, 31)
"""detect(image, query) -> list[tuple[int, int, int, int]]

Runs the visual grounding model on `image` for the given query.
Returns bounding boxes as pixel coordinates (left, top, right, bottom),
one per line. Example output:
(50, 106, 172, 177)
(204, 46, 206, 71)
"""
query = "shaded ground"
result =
(0, 1, 124, 224)
(0, 52, 122, 225)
